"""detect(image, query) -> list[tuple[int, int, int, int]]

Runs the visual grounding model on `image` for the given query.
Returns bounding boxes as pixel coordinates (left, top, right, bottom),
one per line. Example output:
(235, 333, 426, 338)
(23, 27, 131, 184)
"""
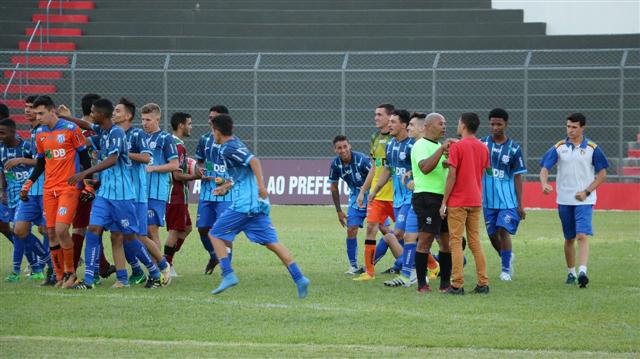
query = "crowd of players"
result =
(0, 95, 309, 298)
(0, 96, 608, 297)
(329, 104, 608, 293)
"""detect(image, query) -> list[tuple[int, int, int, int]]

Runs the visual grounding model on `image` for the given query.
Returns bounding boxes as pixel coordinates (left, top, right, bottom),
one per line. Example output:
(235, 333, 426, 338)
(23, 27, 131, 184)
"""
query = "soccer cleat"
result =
(345, 266, 365, 275)
(427, 261, 440, 281)
(578, 272, 589, 288)
(499, 272, 512, 281)
(439, 286, 451, 293)
(129, 272, 147, 285)
(29, 271, 45, 281)
(111, 281, 131, 289)
(160, 264, 172, 286)
(54, 279, 64, 288)
(144, 276, 162, 289)
(61, 272, 77, 289)
(381, 267, 399, 275)
(93, 274, 101, 286)
(566, 273, 577, 285)
(71, 281, 94, 290)
(204, 258, 219, 275)
(170, 265, 179, 278)
(472, 285, 490, 294)
(384, 275, 410, 287)
(99, 264, 116, 279)
(210, 272, 239, 295)
(40, 273, 57, 287)
(445, 286, 465, 295)
(352, 272, 375, 281)
(5, 272, 20, 282)
(296, 276, 310, 299)
(417, 284, 432, 293)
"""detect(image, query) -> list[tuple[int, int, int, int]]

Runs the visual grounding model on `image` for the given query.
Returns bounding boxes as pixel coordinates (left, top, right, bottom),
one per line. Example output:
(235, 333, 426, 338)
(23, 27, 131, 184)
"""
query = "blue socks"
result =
(11, 234, 23, 274)
(200, 232, 217, 260)
(346, 238, 358, 267)
(287, 262, 303, 283)
(83, 231, 101, 285)
(374, 239, 388, 264)
(219, 256, 233, 277)
(401, 243, 416, 278)
(116, 269, 129, 285)
(123, 239, 143, 276)
(125, 239, 160, 280)
(500, 249, 512, 273)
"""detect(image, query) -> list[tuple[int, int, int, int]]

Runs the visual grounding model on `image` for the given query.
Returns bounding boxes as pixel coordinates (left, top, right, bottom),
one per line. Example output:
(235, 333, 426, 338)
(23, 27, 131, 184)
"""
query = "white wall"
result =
(493, 1, 640, 35)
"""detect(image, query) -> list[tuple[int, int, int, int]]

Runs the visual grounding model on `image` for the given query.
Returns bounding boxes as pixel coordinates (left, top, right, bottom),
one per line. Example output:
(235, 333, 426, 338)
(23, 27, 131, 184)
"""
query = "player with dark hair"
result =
(164, 112, 200, 276)
(328, 135, 371, 274)
(481, 108, 527, 281)
(540, 113, 608, 288)
(195, 105, 233, 274)
(20, 95, 93, 288)
(208, 114, 310, 298)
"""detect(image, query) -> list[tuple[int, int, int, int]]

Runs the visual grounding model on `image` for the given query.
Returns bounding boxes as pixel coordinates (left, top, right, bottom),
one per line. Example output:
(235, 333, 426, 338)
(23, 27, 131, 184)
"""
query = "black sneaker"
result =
(144, 276, 162, 289)
(204, 258, 219, 275)
(381, 267, 400, 275)
(445, 286, 465, 295)
(100, 264, 116, 279)
(40, 269, 57, 287)
(578, 272, 589, 288)
(71, 281, 94, 290)
(473, 285, 490, 294)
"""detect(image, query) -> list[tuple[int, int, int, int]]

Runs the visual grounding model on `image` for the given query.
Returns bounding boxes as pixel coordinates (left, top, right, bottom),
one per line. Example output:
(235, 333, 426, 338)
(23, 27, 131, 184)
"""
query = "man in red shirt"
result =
(440, 112, 490, 295)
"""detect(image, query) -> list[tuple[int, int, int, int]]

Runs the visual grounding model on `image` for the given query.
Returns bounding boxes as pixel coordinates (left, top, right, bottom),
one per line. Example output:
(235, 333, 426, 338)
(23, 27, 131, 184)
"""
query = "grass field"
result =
(0, 206, 638, 358)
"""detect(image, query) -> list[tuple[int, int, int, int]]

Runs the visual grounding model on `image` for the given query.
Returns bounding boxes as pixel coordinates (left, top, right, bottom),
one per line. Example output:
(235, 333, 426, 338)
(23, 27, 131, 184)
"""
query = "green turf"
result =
(0, 206, 638, 358)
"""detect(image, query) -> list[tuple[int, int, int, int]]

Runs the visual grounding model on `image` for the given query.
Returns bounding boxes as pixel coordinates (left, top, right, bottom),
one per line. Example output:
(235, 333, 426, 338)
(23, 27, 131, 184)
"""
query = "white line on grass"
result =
(0, 335, 635, 357)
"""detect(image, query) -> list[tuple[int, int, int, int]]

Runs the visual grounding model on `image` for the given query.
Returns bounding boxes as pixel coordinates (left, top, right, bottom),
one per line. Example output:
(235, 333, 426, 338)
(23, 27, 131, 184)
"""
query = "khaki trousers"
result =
(448, 206, 489, 288)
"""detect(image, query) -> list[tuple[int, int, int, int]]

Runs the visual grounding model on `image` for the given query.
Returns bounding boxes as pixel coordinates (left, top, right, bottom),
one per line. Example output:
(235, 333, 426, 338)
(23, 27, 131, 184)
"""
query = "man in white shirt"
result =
(539, 113, 609, 288)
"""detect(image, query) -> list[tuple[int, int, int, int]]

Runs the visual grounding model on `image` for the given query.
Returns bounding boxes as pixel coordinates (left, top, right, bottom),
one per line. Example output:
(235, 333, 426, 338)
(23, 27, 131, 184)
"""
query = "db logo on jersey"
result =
(45, 149, 66, 159)
(58, 207, 67, 216)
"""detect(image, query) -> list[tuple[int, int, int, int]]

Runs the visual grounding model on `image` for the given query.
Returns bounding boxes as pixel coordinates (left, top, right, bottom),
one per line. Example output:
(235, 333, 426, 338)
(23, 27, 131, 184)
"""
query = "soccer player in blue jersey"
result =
(0, 118, 48, 282)
(480, 108, 527, 281)
(328, 135, 371, 274)
(141, 103, 178, 286)
(208, 114, 310, 298)
(540, 113, 608, 288)
(194, 105, 233, 274)
(67, 99, 163, 289)
(368, 109, 416, 287)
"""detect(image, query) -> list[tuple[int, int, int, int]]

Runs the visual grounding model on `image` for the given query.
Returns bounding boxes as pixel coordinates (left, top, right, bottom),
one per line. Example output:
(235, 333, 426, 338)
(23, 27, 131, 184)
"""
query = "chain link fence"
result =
(1, 49, 639, 180)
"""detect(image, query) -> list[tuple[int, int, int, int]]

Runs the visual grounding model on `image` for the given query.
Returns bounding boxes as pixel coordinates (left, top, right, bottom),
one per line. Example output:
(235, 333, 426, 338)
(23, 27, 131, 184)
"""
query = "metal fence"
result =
(1, 49, 639, 180)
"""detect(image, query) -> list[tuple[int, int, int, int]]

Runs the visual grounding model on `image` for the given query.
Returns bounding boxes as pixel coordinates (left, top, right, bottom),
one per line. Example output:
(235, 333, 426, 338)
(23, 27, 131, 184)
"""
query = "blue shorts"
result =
(483, 207, 521, 236)
(393, 204, 411, 232)
(558, 204, 593, 240)
(135, 202, 148, 236)
(91, 196, 139, 235)
(405, 206, 418, 234)
(0, 203, 15, 223)
(14, 195, 45, 226)
(346, 206, 367, 228)
(209, 209, 278, 245)
(147, 198, 166, 227)
(196, 200, 232, 228)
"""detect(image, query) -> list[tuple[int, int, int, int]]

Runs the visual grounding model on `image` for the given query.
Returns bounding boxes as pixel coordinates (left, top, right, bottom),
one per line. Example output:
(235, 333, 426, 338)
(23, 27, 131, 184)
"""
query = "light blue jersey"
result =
(0, 138, 32, 208)
(90, 125, 135, 201)
(481, 136, 527, 209)
(27, 126, 44, 196)
(126, 127, 152, 203)
(385, 136, 415, 208)
(195, 132, 233, 202)
(328, 151, 371, 209)
(219, 137, 267, 214)
(146, 130, 178, 202)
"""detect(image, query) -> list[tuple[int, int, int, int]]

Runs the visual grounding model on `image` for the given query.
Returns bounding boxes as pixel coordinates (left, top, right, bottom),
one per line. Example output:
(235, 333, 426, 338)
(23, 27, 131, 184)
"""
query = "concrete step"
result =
(27, 27, 82, 37)
(11, 55, 70, 66)
(19, 41, 76, 51)
(623, 157, 640, 166)
(38, 1, 95, 10)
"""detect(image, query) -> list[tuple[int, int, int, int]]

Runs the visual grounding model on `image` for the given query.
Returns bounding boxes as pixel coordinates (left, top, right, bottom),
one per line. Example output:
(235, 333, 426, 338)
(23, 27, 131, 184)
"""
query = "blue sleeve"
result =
(592, 146, 609, 172)
(511, 146, 527, 175)
(540, 146, 558, 169)
(328, 160, 339, 183)
(91, 123, 100, 133)
(163, 135, 178, 161)
(223, 142, 253, 167)
(195, 136, 205, 160)
(137, 131, 152, 155)
(23, 141, 34, 159)
(89, 135, 101, 150)
(360, 155, 372, 175)
(107, 130, 124, 156)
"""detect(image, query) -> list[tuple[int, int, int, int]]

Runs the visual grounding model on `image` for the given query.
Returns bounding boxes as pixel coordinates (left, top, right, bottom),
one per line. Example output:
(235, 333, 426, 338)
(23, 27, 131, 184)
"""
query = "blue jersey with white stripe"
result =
(328, 151, 371, 209)
(90, 125, 135, 201)
(0, 138, 32, 208)
(219, 137, 267, 214)
(146, 130, 178, 202)
(27, 126, 44, 196)
(195, 132, 233, 202)
(385, 136, 415, 208)
(126, 127, 151, 203)
(481, 136, 527, 209)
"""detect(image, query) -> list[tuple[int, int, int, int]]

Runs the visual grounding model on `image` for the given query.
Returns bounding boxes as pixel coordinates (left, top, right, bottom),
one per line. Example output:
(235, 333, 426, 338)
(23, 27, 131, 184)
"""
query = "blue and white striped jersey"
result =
(146, 130, 178, 202)
(0, 138, 32, 208)
(126, 127, 152, 203)
(385, 136, 415, 208)
(27, 126, 44, 196)
(219, 136, 267, 214)
(90, 125, 135, 201)
(328, 151, 371, 209)
(194, 132, 232, 202)
(481, 136, 527, 209)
